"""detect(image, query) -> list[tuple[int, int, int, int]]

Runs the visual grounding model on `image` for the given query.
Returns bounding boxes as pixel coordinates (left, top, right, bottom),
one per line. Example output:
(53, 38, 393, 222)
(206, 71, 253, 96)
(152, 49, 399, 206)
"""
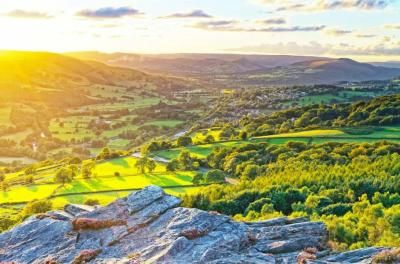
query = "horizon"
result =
(0, 0, 399, 62)
(0, 49, 397, 64)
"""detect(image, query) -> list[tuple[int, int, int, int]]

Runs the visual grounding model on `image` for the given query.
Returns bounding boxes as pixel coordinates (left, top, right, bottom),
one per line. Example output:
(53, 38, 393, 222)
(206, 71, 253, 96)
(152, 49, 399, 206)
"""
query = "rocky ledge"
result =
(0, 185, 393, 263)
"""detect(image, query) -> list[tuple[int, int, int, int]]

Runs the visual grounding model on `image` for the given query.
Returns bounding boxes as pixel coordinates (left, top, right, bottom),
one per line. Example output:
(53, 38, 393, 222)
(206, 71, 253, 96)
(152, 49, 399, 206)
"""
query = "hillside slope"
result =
(0, 51, 193, 107)
(0, 185, 390, 263)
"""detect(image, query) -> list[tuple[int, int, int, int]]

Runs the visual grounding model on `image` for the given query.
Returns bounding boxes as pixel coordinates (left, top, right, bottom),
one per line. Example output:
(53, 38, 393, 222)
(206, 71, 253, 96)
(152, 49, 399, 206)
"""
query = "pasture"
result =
(155, 126, 400, 160)
(0, 156, 198, 209)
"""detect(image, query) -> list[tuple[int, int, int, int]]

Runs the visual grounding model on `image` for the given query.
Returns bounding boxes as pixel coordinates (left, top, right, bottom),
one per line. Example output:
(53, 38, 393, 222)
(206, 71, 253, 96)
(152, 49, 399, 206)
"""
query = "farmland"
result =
(154, 126, 400, 160)
(0, 156, 200, 207)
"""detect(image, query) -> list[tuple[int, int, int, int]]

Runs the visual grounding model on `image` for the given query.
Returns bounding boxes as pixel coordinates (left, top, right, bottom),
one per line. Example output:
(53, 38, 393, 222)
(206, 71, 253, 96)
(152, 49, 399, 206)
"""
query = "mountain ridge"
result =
(66, 51, 400, 86)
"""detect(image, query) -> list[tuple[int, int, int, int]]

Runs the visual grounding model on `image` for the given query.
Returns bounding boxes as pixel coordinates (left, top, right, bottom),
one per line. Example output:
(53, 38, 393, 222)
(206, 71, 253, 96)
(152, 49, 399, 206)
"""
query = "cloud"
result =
(5, 9, 52, 19)
(192, 20, 325, 32)
(385, 24, 400, 29)
(257, 18, 286, 25)
(269, 0, 392, 12)
(276, 4, 307, 12)
(191, 20, 239, 30)
(228, 41, 331, 55)
(325, 28, 352, 36)
(161, 10, 212, 19)
(228, 40, 400, 57)
(356, 34, 376, 38)
(76, 7, 142, 19)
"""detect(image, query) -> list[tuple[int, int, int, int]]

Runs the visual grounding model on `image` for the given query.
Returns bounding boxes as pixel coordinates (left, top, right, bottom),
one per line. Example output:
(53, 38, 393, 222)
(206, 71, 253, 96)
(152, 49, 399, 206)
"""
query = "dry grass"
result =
(372, 248, 400, 264)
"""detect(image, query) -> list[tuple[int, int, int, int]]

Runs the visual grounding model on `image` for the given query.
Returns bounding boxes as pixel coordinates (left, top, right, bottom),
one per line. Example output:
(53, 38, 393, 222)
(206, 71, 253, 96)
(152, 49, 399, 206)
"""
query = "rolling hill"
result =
(0, 51, 194, 107)
(66, 52, 400, 87)
(250, 58, 400, 85)
(66, 52, 326, 75)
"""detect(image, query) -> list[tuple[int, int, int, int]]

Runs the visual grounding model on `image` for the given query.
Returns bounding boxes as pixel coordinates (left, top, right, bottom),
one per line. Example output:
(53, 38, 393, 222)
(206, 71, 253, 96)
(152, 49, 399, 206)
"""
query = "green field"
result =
(0, 156, 199, 208)
(154, 126, 400, 161)
(72, 97, 162, 112)
(286, 90, 391, 107)
(155, 140, 248, 160)
(255, 127, 400, 140)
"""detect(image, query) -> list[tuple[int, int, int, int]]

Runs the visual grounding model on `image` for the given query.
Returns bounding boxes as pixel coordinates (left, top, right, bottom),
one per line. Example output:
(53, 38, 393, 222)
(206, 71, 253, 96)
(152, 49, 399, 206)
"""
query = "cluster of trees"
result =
(96, 147, 127, 160)
(134, 156, 156, 174)
(183, 141, 400, 249)
(240, 94, 400, 136)
(166, 151, 201, 172)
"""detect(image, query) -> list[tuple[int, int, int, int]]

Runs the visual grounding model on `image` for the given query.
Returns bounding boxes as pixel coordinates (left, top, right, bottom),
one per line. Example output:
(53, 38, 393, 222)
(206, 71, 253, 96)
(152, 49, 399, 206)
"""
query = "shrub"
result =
(21, 200, 52, 219)
(204, 170, 225, 184)
(177, 136, 193, 147)
(84, 199, 100, 206)
(192, 172, 204, 185)
(372, 248, 400, 264)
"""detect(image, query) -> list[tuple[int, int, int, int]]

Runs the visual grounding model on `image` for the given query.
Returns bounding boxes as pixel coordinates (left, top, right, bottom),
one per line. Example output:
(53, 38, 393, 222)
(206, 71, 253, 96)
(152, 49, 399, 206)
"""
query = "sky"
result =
(0, 0, 399, 61)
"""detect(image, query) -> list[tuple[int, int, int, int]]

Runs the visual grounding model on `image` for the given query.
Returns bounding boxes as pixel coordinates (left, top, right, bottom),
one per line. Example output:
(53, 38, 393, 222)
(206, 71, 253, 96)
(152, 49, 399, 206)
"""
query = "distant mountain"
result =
(371, 61, 400, 69)
(273, 58, 400, 84)
(66, 52, 326, 75)
(66, 52, 400, 87)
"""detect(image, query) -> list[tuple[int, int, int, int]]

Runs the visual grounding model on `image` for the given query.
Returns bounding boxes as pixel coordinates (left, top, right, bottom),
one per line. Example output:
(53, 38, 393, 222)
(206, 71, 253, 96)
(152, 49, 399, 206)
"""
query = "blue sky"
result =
(0, 0, 399, 61)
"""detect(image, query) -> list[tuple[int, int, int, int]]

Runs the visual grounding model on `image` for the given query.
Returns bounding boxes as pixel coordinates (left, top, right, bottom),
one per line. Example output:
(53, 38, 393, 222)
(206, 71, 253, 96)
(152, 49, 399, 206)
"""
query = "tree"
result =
(192, 172, 204, 185)
(55, 167, 74, 185)
(204, 135, 215, 143)
(177, 136, 193, 147)
(147, 159, 156, 173)
(1, 181, 9, 192)
(241, 164, 260, 180)
(82, 161, 95, 178)
(134, 156, 156, 173)
(204, 170, 225, 183)
(178, 151, 193, 170)
(166, 159, 179, 172)
(0, 170, 5, 182)
(135, 157, 148, 173)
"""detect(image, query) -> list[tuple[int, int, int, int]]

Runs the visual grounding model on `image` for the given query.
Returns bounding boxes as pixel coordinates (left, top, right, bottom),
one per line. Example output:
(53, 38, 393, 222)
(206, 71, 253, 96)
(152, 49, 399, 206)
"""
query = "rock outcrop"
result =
(0, 185, 391, 263)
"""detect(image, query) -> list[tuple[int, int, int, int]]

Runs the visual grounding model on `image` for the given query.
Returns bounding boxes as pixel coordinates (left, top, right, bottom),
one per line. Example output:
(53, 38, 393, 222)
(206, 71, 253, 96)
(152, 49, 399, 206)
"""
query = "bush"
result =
(192, 172, 204, 185)
(204, 170, 225, 184)
(84, 199, 100, 206)
(177, 136, 193, 147)
(372, 248, 400, 264)
(321, 203, 352, 216)
(21, 200, 52, 219)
